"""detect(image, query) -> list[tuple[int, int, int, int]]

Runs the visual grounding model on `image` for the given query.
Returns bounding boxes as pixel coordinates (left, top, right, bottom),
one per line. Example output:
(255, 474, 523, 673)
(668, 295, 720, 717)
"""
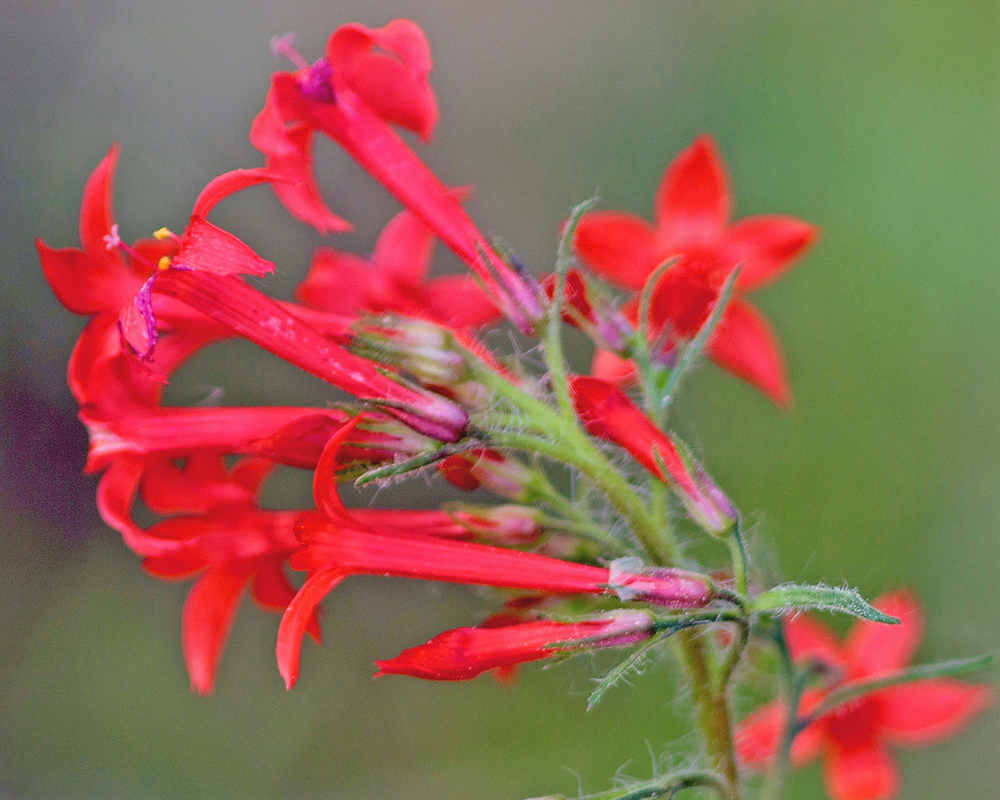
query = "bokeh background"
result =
(3, 1, 999, 797)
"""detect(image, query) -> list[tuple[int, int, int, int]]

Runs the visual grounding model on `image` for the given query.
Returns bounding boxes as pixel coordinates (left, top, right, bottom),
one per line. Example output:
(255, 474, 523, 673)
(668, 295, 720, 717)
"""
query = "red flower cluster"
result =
(736, 592, 991, 800)
(40, 20, 753, 694)
(37, 19, 991, 800)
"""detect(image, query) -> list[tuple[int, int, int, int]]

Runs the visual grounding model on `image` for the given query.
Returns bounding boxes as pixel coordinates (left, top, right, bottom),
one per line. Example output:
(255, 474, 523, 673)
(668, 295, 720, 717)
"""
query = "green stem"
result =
(543, 197, 597, 423)
(759, 624, 800, 800)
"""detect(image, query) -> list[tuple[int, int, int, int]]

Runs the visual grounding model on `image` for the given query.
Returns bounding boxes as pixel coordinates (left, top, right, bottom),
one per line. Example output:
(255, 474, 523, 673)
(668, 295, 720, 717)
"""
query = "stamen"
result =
(153, 226, 184, 245)
(103, 223, 122, 251)
(103, 223, 157, 271)
(270, 33, 310, 71)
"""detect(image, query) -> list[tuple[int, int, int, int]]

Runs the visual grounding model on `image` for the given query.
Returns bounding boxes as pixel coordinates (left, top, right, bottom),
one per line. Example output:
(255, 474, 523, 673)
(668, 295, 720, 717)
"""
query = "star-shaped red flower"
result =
(573, 135, 818, 406)
(736, 591, 992, 800)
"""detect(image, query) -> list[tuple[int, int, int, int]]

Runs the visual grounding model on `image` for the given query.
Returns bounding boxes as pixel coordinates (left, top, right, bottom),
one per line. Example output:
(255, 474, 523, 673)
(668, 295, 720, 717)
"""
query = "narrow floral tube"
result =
(374, 610, 655, 681)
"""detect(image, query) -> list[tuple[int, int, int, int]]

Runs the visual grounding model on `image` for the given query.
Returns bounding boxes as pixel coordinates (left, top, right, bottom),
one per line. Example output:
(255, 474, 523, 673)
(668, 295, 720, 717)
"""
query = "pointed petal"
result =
(277, 569, 345, 688)
(785, 613, 847, 671)
(823, 739, 899, 800)
(722, 215, 819, 291)
(173, 218, 275, 276)
(422, 274, 502, 328)
(95, 455, 182, 557)
(707, 298, 791, 407)
(311, 417, 365, 520)
(253, 560, 322, 644)
(191, 168, 277, 219)
(37, 241, 144, 316)
(80, 143, 126, 264)
(736, 695, 827, 771)
(735, 701, 785, 770)
(265, 125, 352, 234)
(654, 135, 731, 246)
(182, 563, 254, 695)
(372, 206, 436, 286)
(844, 590, 922, 679)
(878, 679, 992, 745)
(573, 211, 661, 290)
(295, 248, 376, 312)
(327, 19, 438, 140)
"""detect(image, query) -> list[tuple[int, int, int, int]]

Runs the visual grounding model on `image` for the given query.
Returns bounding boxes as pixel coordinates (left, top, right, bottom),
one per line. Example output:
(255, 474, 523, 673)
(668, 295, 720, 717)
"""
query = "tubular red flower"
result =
(151, 270, 468, 442)
(574, 135, 818, 406)
(569, 376, 736, 533)
(374, 610, 655, 681)
(253, 21, 544, 332)
(736, 591, 993, 800)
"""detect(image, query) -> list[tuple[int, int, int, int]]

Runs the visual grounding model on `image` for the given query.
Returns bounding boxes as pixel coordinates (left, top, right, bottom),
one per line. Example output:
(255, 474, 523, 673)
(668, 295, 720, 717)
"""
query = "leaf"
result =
(750, 583, 898, 624)
(587, 635, 661, 711)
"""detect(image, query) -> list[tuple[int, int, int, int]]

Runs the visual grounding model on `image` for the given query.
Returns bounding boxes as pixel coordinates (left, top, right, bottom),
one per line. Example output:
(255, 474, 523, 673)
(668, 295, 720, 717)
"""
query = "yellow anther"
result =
(158, 256, 171, 271)
(153, 227, 175, 240)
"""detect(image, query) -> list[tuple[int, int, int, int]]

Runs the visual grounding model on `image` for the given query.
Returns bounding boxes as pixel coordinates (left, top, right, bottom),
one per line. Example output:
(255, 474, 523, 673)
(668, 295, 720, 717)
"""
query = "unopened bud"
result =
(447, 503, 544, 546)
(439, 449, 534, 500)
(355, 316, 468, 385)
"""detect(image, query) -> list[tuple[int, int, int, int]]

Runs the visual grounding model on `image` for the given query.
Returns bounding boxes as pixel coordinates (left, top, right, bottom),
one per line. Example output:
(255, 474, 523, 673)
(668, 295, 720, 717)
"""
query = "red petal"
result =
(182, 563, 254, 695)
(173, 217, 275, 276)
(707, 298, 791, 407)
(327, 19, 438, 140)
(267, 74, 529, 327)
(37, 241, 144, 316)
(95, 455, 182, 557)
(590, 348, 638, 385)
(295, 248, 376, 312)
(276, 569, 345, 688)
(654, 135, 731, 247)
(785, 613, 847, 671)
(371, 206, 436, 286)
(573, 211, 661, 291)
(735, 700, 785, 770)
(844, 590, 922, 679)
(736, 697, 825, 771)
(252, 561, 322, 644)
(878, 679, 992, 745)
(823, 739, 899, 800)
(422, 274, 501, 328)
(79, 143, 126, 262)
(191, 168, 277, 219)
(264, 125, 352, 234)
(721, 215, 819, 291)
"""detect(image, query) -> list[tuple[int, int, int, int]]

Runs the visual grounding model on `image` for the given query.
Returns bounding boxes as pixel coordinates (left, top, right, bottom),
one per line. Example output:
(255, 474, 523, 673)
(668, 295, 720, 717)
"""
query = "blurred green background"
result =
(3, 1, 999, 797)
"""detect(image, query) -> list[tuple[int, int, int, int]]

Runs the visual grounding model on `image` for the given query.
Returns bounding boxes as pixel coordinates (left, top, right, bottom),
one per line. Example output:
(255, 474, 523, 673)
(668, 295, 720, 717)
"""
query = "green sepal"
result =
(750, 583, 898, 624)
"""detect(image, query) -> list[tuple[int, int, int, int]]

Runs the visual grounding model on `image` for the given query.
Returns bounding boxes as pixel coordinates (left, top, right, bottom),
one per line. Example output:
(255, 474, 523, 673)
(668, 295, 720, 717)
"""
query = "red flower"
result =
(296, 203, 499, 329)
(574, 135, 818, 406)
(736, 591, 992, 800)
(374, 610, 655, 681)
(254, 21, 544, 331)
(569, 376, 735, 533)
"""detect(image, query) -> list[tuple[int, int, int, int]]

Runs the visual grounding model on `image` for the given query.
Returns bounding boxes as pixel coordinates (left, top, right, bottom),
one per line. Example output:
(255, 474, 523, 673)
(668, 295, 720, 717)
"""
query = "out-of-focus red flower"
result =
(574, 135, 818, 406)
(296, 203, 499, 329)
(736, 591, 992, 800)
(374, 610, 655, 681)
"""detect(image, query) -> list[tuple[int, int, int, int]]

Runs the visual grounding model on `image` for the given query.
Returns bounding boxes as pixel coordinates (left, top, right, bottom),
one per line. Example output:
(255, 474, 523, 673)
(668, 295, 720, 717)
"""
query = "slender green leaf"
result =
(750, 583, 898, 624)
